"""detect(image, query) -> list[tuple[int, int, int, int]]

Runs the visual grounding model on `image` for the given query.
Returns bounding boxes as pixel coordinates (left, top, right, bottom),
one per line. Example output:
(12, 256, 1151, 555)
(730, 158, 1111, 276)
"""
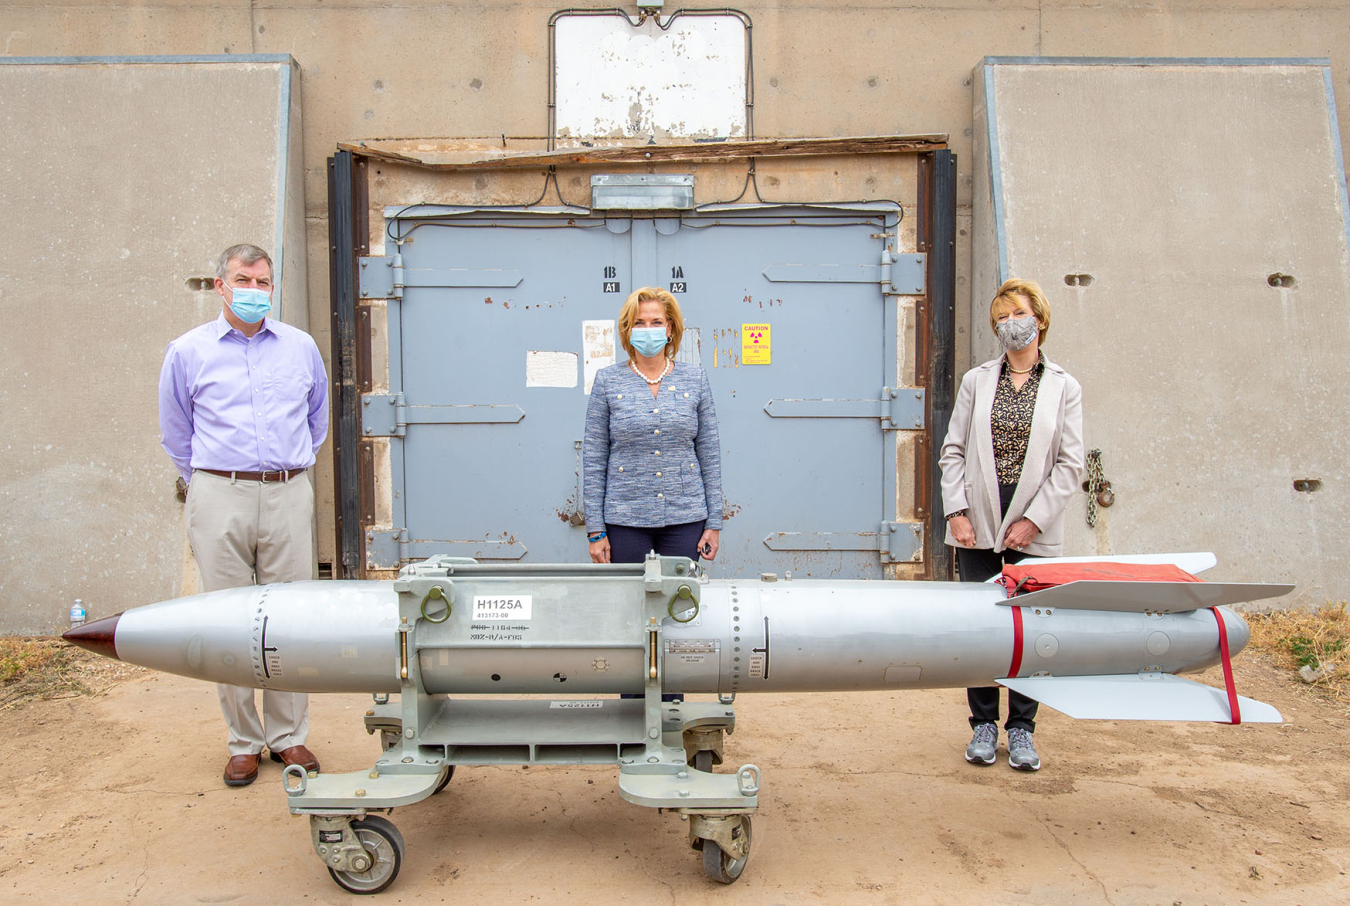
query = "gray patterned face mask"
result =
(996, 315, 1039, 351)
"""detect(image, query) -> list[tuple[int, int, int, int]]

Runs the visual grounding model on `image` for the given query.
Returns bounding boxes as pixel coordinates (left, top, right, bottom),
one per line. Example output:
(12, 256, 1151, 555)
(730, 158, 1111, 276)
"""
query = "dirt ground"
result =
(1, 651, 1347, 905)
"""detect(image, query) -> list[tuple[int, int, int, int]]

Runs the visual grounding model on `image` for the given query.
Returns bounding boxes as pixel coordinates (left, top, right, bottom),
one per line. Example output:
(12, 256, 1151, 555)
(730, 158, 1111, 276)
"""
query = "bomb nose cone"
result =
(62, 613, 121, 660)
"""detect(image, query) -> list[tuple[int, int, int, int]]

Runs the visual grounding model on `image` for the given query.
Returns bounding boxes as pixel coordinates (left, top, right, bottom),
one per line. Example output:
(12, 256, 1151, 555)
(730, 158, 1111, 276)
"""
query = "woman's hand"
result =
(697, 529, 720, 561)
(1003, 518, 1040, 552)
(948, 514, 976, 547)
(589, 536, 611, 564)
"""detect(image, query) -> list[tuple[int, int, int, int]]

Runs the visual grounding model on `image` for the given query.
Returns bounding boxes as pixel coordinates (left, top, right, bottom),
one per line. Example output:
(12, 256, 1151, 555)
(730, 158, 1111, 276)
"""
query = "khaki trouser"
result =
(186, 469, 315, 756)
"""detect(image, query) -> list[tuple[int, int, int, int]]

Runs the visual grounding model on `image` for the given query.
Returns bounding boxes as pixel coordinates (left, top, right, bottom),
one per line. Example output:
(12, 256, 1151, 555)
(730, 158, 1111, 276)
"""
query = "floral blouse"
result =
(991, 354, 1044, 485)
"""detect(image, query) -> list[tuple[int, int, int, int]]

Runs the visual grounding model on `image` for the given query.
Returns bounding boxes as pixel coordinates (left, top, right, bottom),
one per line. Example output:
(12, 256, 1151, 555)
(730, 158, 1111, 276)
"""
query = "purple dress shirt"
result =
(158, 313, 329, 483)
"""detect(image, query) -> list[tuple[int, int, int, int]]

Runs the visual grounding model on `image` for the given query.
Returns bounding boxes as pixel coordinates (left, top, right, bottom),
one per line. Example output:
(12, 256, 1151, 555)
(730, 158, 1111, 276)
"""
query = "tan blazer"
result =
(940, 356, 1085, 556)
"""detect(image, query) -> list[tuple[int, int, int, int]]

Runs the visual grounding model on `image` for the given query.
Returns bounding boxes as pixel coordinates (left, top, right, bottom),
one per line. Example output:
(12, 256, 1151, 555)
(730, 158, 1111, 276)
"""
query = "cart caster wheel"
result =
(703, 815, 751, 884)
(327, 815, 405, 895)
(433, 764, 455, 795)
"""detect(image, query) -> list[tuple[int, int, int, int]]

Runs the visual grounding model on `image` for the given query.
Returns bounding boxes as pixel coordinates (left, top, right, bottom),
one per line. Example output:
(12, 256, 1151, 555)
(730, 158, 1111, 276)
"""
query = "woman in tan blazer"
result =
(939, 278, 1084, 772)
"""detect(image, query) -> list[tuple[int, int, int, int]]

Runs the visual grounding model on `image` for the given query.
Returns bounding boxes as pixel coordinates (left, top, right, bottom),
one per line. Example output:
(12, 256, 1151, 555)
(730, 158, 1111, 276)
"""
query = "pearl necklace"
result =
(1008, 363, 1035, 375)
(631, 359, 672, 384)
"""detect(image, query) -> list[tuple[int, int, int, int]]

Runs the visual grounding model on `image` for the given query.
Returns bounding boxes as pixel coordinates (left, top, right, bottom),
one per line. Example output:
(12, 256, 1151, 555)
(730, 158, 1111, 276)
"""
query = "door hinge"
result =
(761, 252, 924, 292)
(361, 393, 526, 437)
(879, 387, 925, 430)
(762, 523, 923, 563)
(359, 255, 403, 300)
(880, 252, 926, 295)
(366, 528, 409, 570)
(362, 392, 407, 437)
(763, 387, 924, 429)
(366, 528, 527, 569)
(879, 522, 924, 563)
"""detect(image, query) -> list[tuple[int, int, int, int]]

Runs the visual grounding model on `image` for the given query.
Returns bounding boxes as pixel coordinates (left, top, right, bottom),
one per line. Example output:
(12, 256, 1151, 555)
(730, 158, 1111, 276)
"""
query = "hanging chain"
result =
(1085, 449, 1105, 528)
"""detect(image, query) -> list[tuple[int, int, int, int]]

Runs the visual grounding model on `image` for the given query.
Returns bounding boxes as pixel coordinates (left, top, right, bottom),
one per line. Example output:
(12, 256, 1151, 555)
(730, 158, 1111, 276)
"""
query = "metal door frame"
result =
(327, 146, 957, 578)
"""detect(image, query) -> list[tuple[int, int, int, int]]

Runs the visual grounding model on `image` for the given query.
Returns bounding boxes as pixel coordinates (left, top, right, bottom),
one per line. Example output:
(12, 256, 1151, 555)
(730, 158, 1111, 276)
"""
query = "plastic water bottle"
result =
(70, 599, 86, 629)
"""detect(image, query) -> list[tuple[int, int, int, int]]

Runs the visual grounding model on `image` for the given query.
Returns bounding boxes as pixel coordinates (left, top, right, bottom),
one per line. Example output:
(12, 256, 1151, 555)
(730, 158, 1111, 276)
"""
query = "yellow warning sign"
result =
(742, 323, 771, 364)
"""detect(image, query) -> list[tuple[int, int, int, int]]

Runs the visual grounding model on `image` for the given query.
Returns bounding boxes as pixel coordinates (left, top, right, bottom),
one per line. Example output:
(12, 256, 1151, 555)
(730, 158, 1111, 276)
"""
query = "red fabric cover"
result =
(998, 561, 1202, 595)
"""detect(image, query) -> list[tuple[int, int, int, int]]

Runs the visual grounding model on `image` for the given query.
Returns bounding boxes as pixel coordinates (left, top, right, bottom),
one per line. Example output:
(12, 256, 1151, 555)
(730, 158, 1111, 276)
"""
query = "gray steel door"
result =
(366, 204, 915, 577)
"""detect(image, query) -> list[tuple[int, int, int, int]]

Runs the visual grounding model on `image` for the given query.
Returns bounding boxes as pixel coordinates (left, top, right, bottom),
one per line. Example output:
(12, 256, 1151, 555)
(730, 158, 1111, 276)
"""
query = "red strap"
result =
(1210, 607, 1241, 725)
(1007, 606, 1025, 678)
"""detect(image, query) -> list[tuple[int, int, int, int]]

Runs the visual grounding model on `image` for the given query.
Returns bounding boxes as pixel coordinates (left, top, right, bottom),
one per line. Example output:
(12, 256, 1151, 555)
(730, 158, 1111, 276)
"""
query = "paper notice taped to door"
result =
(583, 319, 616, 393)
(526, 350, 579, 388)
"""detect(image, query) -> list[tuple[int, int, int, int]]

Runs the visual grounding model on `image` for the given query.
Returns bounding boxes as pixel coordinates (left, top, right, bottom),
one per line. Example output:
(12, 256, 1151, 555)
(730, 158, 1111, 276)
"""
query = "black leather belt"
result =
(200, 468, 307, 483)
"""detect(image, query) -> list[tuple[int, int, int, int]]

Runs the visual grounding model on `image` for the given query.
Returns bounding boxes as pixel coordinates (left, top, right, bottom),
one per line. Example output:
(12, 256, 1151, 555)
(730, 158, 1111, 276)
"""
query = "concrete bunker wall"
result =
(3, 4, 1350, 628)
(974, 58, 1350, 602)
(0, 57, 305, 633)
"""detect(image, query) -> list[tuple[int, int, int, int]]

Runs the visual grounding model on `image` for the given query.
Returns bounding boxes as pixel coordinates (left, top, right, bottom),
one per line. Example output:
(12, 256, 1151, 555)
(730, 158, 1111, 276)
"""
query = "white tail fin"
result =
(997, 580, 1295, 613)
(1000, 674, 1282, 723)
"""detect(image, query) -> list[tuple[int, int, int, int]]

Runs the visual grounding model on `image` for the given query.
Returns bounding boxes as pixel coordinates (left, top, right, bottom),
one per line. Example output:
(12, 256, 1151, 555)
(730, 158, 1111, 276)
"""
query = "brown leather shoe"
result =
(268, 744, 320, 773)
(224, 753, 260, 786)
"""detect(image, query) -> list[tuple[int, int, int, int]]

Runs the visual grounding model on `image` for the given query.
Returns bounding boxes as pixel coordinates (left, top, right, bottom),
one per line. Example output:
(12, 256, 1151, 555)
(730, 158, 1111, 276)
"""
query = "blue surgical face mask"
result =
(229, 286, 272, 324)
(631, 326, 669, 358)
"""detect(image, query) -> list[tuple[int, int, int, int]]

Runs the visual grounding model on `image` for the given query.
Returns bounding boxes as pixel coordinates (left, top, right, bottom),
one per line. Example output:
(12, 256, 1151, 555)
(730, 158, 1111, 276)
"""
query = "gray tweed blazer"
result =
(583, 361, 723, 532)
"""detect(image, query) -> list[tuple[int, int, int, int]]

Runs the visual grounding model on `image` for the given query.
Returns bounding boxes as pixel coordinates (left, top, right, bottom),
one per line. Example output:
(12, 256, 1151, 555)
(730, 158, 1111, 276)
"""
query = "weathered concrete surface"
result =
(0, 58, 306, 633)
(973, 59, 1350, 602)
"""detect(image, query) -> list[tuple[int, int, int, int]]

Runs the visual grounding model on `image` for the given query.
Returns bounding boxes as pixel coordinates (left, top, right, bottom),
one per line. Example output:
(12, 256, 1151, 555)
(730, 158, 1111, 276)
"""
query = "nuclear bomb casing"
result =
(63, 557, 1288, 708)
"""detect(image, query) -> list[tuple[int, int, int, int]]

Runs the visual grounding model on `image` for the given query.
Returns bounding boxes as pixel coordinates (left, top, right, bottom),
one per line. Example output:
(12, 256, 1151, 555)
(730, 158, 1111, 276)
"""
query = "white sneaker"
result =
(1007, 728, 1041, 771)
(964, 722, 998, 765)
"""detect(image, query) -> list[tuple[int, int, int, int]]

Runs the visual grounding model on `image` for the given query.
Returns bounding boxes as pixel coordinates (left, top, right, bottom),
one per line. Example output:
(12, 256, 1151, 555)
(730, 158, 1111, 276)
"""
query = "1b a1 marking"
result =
(603, 266, 620, 293)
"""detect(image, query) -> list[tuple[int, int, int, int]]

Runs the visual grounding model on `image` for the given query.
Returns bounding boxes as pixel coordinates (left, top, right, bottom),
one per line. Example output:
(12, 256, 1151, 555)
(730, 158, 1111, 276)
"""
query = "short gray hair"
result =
(216, 243, 273, 280)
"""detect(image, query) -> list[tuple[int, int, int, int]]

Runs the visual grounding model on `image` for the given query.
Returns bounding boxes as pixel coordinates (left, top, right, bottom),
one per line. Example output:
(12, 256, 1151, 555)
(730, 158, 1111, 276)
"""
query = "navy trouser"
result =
(955, 483, 1039, 733)
(606, 520, 706, 564)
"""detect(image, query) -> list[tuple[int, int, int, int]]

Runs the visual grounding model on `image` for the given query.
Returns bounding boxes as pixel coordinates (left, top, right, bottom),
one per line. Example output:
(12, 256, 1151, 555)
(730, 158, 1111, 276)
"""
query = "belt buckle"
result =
(261, 469, 287, 483)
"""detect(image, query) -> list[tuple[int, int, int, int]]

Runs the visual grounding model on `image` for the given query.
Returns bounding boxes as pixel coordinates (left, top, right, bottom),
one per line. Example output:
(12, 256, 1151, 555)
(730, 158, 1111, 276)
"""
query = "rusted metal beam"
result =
(328, 150, 370, 579)
(335, 134, 949, 171)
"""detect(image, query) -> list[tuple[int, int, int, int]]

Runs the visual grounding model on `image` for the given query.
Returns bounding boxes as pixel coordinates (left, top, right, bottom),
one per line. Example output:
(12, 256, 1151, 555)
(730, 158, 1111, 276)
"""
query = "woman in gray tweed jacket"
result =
(583, 286, 723, 565)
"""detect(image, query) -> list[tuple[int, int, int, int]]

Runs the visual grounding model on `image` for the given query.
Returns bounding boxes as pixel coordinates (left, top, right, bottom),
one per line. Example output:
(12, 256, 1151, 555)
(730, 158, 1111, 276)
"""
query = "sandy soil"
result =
(1, 652, 1346, 905)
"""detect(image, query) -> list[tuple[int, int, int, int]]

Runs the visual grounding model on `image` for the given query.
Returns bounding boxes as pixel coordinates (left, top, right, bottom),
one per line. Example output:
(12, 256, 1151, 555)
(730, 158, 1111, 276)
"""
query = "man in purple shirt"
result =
(158, 243, 329, 787)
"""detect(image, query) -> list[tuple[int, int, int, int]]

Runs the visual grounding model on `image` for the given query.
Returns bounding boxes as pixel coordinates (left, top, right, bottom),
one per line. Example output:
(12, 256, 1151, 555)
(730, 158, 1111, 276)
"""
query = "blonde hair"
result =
(989, 278, 1051, 346)
(617, 286, 684, 359)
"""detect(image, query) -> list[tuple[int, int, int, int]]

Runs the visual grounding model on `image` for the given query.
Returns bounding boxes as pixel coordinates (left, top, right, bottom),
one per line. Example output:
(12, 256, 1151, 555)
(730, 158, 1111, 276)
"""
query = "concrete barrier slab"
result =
(0, 55, 305, 633)
(973, 57, 1350, 604)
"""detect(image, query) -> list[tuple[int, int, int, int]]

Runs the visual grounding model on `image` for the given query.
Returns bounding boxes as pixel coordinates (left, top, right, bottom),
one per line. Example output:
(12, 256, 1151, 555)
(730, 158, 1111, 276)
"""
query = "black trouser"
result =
(955, 483, 1039, 733)
(608, 521, 705, 701)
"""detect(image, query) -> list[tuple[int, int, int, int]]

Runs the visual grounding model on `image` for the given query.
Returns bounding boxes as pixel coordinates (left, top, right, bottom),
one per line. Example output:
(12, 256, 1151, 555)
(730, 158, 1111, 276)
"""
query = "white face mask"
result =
(996, 315, 1038, 351)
